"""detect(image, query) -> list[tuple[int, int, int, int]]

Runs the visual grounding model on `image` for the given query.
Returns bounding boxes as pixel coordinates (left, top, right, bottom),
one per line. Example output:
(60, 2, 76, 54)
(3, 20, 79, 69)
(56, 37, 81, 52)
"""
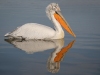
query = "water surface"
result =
(0, 0, 100, 75)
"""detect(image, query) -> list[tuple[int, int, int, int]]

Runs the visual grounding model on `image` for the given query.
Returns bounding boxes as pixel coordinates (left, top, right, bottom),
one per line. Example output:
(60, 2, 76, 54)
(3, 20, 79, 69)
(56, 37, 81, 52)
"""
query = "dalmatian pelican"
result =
(4, 3, 76, 39)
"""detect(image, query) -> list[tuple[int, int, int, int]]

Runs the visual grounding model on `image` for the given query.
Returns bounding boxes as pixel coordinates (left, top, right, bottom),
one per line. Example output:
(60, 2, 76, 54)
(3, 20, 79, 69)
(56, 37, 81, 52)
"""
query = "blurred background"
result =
(0, 0, 100, 75)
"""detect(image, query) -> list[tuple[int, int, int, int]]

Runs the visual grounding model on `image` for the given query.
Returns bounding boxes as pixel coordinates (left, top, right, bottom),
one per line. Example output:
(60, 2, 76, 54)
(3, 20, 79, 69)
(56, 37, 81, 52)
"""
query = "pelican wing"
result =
(5, 23, 55, 39)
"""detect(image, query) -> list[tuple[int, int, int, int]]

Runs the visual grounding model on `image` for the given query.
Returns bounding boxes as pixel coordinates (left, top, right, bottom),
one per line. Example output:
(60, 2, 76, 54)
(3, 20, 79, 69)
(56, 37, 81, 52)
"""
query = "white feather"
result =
(5, 23, 55, 39)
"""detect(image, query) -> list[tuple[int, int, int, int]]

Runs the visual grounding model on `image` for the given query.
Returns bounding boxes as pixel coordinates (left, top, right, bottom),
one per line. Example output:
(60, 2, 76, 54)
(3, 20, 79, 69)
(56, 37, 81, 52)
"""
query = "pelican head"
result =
(46, 3, 60, 20)
(46, 3, 76, 37)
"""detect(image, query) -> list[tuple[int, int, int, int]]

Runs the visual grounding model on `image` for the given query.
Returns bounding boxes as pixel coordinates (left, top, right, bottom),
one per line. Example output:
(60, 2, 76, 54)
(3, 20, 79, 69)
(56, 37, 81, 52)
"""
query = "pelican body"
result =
(4, 3, 76, 40)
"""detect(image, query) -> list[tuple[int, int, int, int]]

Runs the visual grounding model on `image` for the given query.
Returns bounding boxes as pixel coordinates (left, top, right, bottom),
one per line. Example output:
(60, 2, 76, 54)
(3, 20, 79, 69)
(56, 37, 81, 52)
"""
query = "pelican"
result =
(4, 3, 76, 40)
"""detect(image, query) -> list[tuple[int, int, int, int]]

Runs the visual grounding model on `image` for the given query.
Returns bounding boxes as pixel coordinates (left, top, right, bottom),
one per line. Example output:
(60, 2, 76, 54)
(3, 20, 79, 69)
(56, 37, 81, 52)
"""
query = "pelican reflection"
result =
(47, 40, 75, 73)
(5, 39, 75, 73)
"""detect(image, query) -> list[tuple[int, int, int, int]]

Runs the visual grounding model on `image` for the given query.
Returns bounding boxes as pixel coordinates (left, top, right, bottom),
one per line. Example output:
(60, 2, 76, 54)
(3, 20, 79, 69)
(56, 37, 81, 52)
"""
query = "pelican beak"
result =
(54, 11, 76, 37)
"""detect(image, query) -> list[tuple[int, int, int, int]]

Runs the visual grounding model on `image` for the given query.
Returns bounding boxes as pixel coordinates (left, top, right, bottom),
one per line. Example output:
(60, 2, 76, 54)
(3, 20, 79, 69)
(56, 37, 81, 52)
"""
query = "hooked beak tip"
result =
(73, 35, 76, 38)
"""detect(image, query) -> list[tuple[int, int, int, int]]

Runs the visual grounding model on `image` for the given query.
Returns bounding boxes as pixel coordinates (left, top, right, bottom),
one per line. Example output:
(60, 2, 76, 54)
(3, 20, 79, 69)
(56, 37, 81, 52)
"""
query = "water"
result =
(0, 0, 100, 75)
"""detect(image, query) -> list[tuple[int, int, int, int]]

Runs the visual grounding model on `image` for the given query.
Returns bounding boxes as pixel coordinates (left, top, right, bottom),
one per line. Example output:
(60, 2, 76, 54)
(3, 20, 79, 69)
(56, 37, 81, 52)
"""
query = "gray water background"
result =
(0, 0, 100, 75)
